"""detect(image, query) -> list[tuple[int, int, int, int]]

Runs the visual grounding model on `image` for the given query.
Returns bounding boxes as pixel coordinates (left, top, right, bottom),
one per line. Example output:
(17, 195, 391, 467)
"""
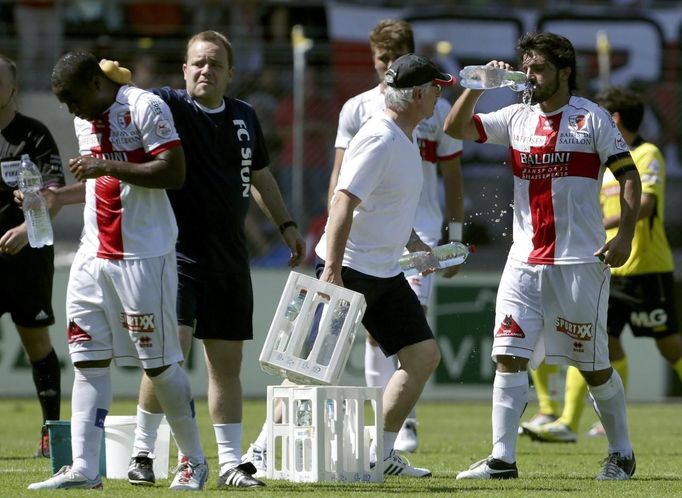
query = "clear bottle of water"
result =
(400, 241, 475, 278)
(317, 299, 350, 366)
(296, 399, 312, 426)
(18, 154, 53, 248)
(274, 289, 307, 352)
(459, 65, 527, 92)
(294, 399, 312, 472)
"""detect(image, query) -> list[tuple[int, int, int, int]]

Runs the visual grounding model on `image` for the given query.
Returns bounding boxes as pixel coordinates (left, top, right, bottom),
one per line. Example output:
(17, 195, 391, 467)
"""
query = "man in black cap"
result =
(314, 53, 455, 477)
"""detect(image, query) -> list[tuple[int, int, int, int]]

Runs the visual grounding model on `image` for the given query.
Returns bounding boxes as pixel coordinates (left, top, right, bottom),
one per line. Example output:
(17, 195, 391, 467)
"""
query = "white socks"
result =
(253, 422, 268, 451)
(214, 423, 242, 473)
(588, 369, 633, 457)
(364, 342, 396, 389)
(133, 405, 164, 456)
(71, 367, 112, 480)
(150, 363, 204, 462)
(491, 371, 528, 464)
(369, 430, 398, 462)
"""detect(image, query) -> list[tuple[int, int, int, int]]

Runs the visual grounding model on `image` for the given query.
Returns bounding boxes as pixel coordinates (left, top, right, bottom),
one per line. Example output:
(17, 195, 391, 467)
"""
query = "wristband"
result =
(279, 220, 298, 234)
(448, 221, 463, 241)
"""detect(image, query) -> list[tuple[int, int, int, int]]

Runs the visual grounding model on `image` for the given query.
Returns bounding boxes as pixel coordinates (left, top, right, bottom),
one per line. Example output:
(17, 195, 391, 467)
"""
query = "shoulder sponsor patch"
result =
(155, 119, 173, 139)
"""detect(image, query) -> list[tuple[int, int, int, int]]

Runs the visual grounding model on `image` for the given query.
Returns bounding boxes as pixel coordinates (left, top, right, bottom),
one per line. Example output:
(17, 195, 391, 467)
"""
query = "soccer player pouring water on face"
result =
(443, 32, 641, 480)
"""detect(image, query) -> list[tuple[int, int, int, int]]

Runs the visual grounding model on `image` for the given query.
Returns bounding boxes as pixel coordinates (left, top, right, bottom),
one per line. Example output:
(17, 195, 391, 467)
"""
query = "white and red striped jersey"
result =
(73, 85, 181, 260)
(335, 85, 463, 242)
(475, 96, 633, 265)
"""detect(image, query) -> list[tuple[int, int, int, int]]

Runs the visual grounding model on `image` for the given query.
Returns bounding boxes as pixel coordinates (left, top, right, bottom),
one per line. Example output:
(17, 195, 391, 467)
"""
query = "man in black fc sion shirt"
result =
(0, 54, 65, 458)
(117, 31, 305, 488)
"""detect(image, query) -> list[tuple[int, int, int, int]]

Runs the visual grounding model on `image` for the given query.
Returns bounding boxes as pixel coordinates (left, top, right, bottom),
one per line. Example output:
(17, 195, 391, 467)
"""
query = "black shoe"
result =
(128, 451, 155, 486)
(596, 451, 636, 480)
(217, 462, 266, 488)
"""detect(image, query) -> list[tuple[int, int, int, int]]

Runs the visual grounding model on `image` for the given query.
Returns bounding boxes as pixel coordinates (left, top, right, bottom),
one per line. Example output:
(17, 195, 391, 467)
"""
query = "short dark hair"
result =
(51, 50, 102, 95)
(369, 19, 415, 55)
(0, 53, 17, 82)
(186, 31, 233, 68)
(595, 86, 644, 133)
(518, 32, 577, 93)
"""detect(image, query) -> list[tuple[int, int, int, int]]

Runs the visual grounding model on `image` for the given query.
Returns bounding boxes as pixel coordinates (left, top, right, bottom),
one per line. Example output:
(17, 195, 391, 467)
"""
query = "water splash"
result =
(522, 83, 534, 107)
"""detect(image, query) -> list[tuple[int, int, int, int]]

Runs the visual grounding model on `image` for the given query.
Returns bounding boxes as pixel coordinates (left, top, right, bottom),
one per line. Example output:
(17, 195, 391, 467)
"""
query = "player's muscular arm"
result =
(603, 192, 655, 230)
(443, 88, 485, 141)
(69, 146, 185, 189)
(327, 148, 346, 210)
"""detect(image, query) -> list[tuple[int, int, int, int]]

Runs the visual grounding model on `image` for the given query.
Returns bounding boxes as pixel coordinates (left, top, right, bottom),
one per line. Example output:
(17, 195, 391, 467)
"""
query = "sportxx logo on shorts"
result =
(496, 315, 525, 338)
(120, 313, 155, 333)
(67, 320, 92, 344)
(555, 317, 592, 340)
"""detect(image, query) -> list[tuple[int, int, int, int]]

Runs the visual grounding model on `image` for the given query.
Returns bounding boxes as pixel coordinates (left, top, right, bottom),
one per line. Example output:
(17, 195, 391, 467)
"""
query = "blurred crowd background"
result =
(1, 0, 681, 275)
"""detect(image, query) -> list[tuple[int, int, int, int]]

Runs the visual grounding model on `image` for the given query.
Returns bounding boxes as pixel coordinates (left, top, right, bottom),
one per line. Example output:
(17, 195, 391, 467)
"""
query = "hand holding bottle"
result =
(399, 241, 475, 277)
(459, 63, 527, 92)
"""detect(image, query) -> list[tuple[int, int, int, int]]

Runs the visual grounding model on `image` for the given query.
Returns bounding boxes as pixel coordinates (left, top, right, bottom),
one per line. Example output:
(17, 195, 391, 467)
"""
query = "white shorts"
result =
(66, 249, 183, 369)
(406, 272, 434, 306)
(491, 259, 610, 371)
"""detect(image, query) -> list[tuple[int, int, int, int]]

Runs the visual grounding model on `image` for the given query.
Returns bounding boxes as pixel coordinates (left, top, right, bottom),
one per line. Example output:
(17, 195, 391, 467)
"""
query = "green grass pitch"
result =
(1, 398, 681, 496)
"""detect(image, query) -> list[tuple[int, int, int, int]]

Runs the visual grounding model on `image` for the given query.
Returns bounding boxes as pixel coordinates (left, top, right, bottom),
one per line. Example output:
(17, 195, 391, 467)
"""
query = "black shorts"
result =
(176, 260, 253, 341)
(316, 260, 434, 356)
(0, 245, 55, 328)
(608, 272, 679, 339)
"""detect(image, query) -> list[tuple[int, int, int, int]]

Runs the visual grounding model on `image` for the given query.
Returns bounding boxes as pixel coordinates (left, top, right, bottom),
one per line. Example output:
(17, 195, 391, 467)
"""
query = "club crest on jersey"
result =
(568, 114, 586, 131)
(155, 119, 172, 139)
(615, 135, 628, 151)
(555, 317, 592, 340)
(120, 313, 155, 333)
(496, 315, 525, 338)
(117, 111, 132, 129)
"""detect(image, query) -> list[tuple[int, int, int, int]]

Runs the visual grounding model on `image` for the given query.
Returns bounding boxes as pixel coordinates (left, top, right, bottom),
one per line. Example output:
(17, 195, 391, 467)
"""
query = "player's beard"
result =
(530, 72, 560, 105)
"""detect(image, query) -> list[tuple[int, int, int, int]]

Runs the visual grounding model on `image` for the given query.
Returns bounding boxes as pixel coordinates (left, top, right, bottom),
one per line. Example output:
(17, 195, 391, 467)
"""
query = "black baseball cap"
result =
(384, 53, 456, 89)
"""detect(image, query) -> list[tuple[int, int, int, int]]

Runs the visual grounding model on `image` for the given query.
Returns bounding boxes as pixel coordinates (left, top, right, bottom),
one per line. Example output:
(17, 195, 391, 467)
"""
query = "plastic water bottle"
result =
(317, 300, 350, 366)
(274, 289, 307, 352)
(18, 154, 53, 248)
(399, 241, 475, 277)
(459, 65, 527, 92)
(296, 399, 312, 426)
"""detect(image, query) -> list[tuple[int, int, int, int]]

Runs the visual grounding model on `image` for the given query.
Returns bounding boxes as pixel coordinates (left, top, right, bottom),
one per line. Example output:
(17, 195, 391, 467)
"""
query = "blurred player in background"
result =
(0, 53, 64, 458)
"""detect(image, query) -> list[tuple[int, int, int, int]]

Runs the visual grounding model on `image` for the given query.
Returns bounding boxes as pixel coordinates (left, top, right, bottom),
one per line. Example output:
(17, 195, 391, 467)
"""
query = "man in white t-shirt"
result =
(28, 51, 207, 491)
(315, 53, 455, 477)
(329, 19, 464, 454)
(444, 32, 641, 481)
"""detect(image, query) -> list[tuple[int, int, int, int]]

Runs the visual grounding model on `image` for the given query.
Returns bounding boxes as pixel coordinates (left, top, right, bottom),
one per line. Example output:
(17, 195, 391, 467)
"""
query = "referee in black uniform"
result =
(0, 54, 65, 457)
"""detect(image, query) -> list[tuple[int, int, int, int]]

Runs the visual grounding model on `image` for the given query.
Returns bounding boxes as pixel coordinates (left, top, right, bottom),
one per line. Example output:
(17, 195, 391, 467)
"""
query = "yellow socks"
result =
(530, 362, 561, 416)
(557, 366, 587, 431)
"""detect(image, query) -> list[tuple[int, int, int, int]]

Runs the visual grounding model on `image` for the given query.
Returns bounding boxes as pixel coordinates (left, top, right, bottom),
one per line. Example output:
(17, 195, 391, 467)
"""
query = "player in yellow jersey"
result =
(522, 86, 682, 443)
